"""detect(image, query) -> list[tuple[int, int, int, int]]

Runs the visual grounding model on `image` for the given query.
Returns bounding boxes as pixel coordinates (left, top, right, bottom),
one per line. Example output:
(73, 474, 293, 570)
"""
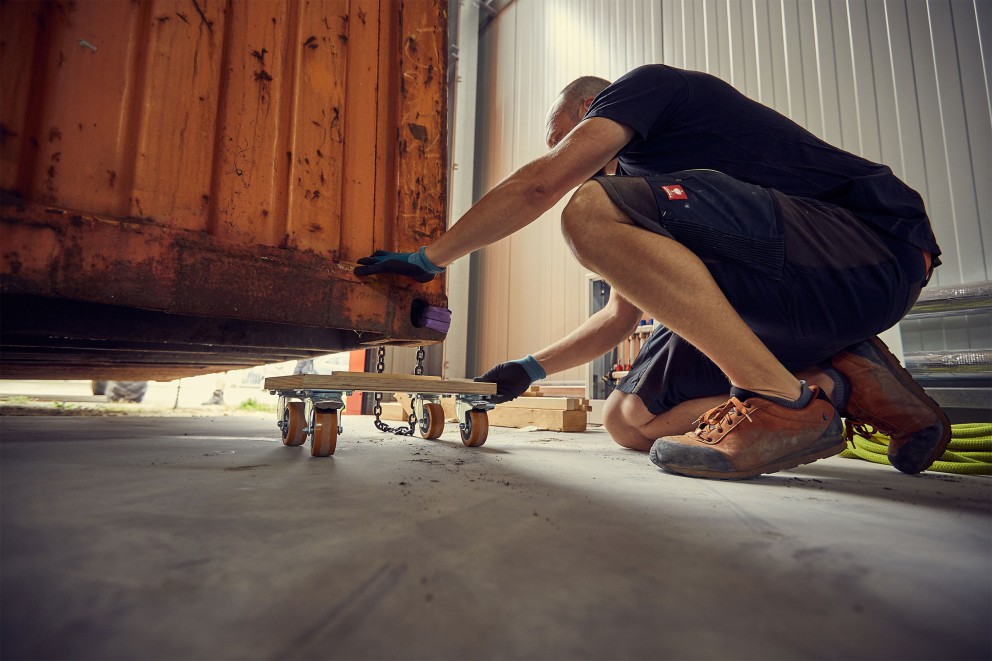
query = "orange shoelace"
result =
(693, 396, 755, 438)
(845, 419, 880, 445)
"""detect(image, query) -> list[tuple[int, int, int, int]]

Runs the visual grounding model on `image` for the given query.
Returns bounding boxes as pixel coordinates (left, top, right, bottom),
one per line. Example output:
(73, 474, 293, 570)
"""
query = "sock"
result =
(818, 364, 850, 413)
(730, 380, 814, 409)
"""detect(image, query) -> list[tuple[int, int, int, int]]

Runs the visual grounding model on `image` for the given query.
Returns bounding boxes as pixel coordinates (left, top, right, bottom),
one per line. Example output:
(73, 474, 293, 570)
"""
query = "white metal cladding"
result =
(468, 0, 991, 379)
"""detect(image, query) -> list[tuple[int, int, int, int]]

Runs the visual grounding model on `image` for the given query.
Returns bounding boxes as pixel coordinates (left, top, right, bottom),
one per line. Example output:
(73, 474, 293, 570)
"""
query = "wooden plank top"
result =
(264, 372, 497, 396)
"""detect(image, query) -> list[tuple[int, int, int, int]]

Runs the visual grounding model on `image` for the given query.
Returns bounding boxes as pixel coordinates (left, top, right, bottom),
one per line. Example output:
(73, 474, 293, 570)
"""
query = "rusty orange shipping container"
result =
(0, 0, 448, 380)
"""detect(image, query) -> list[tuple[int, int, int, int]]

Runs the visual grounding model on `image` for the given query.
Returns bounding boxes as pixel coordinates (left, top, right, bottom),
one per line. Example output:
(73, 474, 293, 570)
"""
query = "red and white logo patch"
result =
(661, 184, 688, 200)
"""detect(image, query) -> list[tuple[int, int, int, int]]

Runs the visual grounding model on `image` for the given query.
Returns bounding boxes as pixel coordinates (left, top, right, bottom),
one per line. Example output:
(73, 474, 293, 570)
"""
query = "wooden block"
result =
(393, 393, 413, 416)
(264, 373, 496, 396)
(487, 407, 587, 433)
(378, 402, 408, 421)
(442, 398, 457, 421)
(521, 386, 543, 397)
(395, 393, 459, 422)
(498, 397, 585, 411)
(532, 385, 587, 398)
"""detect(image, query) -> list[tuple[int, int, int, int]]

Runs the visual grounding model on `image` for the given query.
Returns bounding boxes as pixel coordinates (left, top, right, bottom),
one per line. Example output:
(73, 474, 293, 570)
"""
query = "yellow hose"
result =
(840, 423, 992, 475)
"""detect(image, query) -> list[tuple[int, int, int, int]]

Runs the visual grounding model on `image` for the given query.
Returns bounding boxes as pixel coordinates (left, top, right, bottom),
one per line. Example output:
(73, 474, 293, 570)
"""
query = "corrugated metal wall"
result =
(469, 0, 991, 381)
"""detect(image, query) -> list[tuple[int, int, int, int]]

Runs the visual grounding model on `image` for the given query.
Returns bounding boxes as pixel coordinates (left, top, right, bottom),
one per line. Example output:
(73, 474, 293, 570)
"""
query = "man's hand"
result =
(474, 355, 547, 404)
(354, 247, 444, 283)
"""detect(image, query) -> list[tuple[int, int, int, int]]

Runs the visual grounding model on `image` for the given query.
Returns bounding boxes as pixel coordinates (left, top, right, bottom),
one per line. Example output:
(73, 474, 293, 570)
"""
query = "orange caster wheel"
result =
(310, 409, 338, 457)
(419, 403, 445, 440)
(460, 410, 488, 447)
(281, 401, 307, 446)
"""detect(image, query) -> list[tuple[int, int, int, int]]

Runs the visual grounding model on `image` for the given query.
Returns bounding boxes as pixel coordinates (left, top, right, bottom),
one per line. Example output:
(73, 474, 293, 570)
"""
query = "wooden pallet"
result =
(264, 372, 496, 396)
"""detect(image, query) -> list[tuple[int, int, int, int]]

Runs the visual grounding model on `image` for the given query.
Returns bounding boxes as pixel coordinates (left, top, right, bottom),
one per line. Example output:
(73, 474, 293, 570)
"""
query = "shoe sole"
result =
(856, 337, 952, 473)
(651, 438, 847, 480)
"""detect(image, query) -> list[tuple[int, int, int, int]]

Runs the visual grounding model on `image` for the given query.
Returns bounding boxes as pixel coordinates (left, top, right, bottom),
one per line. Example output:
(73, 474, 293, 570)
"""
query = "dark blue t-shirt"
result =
(584, 64, 940, 257)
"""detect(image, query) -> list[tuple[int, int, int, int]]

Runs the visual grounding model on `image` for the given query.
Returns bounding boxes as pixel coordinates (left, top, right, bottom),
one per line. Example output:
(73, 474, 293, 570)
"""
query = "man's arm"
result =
(425, 117, 634, 267)
(533, 288, 642, 375)
(475, 289, 642, 403)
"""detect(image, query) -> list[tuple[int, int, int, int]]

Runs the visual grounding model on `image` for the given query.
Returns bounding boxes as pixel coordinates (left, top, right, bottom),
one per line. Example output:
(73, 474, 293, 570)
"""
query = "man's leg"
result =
(602, 390, 727, 451)
(561, 180, 800, 401)
(605, 373, 845, 454)
(562, 178, 842, 479)
(603, 323, 738, 451)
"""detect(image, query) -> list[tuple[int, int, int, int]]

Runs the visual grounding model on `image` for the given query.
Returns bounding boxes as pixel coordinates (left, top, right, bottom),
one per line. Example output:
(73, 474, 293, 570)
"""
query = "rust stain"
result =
(190, 0, 213, 32)
(407, 123, 427, 142)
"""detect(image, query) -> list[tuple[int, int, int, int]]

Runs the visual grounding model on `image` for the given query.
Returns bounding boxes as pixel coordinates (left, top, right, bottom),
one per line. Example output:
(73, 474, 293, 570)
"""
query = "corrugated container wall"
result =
(469, 0, 991, 383)
(0, 0, 448, 380)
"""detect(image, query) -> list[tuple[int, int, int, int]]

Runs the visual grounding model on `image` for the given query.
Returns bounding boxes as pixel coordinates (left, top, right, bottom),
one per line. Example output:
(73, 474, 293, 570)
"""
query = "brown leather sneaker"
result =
(831, 336, 950, 474)
(649, 386, 843, 479)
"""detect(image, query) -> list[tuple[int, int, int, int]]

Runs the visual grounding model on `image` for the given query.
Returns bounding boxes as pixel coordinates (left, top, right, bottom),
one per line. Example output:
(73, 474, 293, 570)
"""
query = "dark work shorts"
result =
(592, 170, 929, 415)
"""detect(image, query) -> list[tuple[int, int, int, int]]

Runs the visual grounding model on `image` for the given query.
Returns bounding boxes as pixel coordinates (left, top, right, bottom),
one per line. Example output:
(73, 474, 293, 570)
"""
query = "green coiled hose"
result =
(840, 422, 992, 475)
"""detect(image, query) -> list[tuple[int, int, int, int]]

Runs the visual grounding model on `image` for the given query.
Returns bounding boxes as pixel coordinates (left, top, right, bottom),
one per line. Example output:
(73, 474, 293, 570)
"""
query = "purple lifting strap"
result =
(419, 306, 452, 334)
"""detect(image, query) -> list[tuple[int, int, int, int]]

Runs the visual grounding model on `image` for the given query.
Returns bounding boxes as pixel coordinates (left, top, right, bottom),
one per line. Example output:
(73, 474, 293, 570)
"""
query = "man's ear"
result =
(578, 96, 594, 119)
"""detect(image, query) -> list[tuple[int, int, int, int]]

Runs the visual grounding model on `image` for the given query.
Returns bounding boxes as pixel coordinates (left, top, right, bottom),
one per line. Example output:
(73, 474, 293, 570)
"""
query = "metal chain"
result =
(371, 345, 427, 436)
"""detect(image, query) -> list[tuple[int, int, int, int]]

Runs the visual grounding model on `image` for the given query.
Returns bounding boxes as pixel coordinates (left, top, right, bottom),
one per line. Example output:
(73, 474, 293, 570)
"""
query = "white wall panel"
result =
(467, 0, 991, 380)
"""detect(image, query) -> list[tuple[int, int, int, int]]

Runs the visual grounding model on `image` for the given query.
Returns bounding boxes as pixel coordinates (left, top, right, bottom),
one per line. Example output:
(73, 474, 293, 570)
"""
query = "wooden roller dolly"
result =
(264, 372, 497, 457)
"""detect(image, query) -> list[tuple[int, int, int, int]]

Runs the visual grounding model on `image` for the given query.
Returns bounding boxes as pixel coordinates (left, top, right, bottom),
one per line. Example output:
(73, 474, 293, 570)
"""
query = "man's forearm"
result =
(425, 164, 561, 267)
(424, 118, 634, 268)
(532, 306, 640, 377)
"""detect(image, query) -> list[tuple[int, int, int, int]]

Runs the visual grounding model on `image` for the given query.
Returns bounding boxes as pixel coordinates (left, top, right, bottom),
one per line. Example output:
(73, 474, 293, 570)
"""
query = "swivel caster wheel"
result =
(460, 410, 489, 447)
(419, 403, 445, 440)
(281, 401, 307, 447)
(310, 409, 338, 457)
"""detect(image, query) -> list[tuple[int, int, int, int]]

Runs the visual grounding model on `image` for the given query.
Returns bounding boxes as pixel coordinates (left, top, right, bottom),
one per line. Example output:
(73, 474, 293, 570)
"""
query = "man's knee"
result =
(561, 180, 627, 259)
(602, 391, 653, 450)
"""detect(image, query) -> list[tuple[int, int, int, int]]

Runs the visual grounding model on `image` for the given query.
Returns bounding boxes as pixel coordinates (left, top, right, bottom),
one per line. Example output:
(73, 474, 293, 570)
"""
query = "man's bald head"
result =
(545, 76, 611, 148)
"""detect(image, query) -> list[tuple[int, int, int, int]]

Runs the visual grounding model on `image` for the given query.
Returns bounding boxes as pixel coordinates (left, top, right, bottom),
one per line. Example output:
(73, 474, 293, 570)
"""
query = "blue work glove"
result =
(354, 247, 444, 283)
(474, 355, 546, 404)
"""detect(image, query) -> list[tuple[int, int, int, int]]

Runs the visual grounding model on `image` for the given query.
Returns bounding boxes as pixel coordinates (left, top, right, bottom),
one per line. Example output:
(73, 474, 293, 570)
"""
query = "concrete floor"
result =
(1, 413, 989, 660)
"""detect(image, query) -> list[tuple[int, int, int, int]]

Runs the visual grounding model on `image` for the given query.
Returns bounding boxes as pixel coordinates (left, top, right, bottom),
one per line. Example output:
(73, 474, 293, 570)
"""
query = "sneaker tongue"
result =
(729, 381, 813, 410)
